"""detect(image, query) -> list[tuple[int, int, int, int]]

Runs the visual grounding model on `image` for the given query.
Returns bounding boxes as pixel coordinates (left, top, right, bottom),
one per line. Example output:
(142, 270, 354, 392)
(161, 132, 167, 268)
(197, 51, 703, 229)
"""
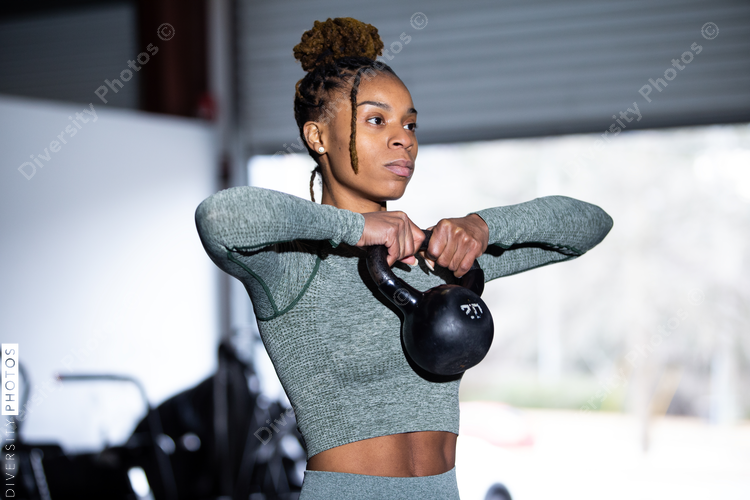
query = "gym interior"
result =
(1, 1, 749, 499)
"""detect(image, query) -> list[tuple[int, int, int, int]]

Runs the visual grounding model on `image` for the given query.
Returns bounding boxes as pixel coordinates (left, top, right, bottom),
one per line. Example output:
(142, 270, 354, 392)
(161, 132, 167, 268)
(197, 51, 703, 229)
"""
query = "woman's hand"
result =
(356, 211, 425, 267)
(422, 214, 490, 278)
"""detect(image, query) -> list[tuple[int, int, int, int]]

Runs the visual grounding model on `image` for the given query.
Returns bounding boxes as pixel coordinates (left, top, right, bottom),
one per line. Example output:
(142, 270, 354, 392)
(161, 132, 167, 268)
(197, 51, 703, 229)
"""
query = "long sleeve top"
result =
(195, 186, 613, 458)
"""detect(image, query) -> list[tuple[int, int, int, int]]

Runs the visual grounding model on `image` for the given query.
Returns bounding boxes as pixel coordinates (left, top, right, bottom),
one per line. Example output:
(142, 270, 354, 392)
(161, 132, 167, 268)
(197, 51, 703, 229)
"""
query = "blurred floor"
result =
(456, 405, 750, 500)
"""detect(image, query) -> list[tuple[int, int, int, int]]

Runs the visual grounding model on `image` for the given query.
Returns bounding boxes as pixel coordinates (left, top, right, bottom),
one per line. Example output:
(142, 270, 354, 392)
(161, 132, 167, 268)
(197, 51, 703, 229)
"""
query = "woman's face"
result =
(312, 72, 418, 208)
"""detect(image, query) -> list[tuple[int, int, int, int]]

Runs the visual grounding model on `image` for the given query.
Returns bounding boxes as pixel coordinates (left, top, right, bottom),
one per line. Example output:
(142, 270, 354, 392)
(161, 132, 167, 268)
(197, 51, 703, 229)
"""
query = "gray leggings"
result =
(298, 466, 460, 499)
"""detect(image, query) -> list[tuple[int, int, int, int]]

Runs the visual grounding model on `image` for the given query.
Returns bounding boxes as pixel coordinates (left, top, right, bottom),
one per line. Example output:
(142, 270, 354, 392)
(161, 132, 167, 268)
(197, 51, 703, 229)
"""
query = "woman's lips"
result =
(384, 160, 414, 177)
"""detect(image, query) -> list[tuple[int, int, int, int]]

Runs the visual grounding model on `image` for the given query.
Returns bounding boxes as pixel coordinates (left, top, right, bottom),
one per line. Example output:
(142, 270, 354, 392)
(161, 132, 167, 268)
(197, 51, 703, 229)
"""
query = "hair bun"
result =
(294, 17, 384, 72)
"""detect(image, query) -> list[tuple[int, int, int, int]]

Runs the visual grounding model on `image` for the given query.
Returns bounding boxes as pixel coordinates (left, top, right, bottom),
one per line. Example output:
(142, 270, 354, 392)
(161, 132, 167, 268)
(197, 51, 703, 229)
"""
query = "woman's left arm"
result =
(426, 195, 613, 281)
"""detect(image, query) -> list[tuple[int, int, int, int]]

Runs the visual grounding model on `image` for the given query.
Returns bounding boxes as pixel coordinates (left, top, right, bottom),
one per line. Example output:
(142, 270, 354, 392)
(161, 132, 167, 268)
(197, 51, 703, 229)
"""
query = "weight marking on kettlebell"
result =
(393, 288, 411, 306)
(460, 303, 483, 319)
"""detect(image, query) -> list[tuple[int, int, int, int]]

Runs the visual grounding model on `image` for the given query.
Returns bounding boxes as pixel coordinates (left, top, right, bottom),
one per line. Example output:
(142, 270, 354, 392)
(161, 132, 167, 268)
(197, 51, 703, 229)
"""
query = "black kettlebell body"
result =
(366, 230, 494, 376)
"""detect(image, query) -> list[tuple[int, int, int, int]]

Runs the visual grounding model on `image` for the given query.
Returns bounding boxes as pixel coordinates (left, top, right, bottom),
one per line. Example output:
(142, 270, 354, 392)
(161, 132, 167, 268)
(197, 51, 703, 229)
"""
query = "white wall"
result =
(0, 95, 220, 452)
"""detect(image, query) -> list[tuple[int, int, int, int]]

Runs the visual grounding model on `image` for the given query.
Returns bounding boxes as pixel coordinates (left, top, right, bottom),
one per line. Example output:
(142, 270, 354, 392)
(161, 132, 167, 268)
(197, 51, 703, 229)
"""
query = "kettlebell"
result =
(366, 230, 494, 376)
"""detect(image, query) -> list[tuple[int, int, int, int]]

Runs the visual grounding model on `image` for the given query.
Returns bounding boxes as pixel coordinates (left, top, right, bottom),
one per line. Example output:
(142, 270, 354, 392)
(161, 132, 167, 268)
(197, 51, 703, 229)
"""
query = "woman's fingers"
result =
(410, 219, 425, 254)
(399, 218, 426, 266)
(398, 214, 426, 265)
(388, 213, 406, 266)
(359, 211, 423, 267)
(451, 236, 481, 277)
(426, 227, 446, 264)
(356, 213, 488, 275)
(427, 216, 489, 277)
(400, 215, 410, 261)
(357, 211, 490, 273)
(439, 231, 460, 270)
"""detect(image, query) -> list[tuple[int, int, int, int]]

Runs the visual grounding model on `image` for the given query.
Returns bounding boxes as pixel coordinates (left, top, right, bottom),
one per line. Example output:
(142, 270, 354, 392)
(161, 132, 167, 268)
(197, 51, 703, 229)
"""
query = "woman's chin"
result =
(380, 179, 411, 201)
(377, 188, 408, 202)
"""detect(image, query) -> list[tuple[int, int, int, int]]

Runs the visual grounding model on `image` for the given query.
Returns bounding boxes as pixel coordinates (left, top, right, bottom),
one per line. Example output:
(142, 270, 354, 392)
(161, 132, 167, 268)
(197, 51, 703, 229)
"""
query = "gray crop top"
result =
(195, 186, 613, 458)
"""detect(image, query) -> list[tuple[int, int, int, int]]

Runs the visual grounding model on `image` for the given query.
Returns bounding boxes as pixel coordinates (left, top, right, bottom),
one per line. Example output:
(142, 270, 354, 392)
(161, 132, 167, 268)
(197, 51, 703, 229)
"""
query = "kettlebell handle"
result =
(366, 229, 485, 314)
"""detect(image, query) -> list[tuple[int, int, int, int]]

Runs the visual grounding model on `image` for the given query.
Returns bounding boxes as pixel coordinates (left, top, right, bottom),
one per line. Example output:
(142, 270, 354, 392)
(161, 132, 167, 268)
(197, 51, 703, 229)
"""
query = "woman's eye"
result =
(367, 117, 384, 125)
(405, 123, 418, 131)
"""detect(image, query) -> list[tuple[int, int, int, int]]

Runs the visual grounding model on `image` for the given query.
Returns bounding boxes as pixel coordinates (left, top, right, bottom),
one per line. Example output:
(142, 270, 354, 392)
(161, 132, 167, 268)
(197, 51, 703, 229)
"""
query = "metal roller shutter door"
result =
(237, 0, 750, 155)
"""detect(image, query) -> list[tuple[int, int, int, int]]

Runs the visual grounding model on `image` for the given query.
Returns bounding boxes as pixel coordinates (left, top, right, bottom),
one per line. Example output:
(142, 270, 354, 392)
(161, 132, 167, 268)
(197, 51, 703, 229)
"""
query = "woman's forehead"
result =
(357, 74, 415, 112)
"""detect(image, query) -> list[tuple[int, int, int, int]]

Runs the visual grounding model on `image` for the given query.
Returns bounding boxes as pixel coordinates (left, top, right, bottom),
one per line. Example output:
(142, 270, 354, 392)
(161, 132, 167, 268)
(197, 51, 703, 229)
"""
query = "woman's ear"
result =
(303, 122, 324, 152)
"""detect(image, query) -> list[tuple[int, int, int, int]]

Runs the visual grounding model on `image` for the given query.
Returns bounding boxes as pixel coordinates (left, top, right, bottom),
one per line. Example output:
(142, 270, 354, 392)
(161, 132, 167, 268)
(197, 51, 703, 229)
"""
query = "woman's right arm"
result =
(196, 186, 373, 320)
(195, 186, 365, 276)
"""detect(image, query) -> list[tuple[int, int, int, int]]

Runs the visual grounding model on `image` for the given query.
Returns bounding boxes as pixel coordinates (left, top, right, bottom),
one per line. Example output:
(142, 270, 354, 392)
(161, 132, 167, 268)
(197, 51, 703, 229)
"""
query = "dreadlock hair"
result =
(293, 17, 398, 202)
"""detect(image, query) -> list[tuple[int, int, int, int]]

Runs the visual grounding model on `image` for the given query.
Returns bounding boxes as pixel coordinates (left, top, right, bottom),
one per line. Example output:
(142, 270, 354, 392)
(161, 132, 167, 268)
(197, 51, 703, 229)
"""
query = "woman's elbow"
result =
(586, 206, 614, 249)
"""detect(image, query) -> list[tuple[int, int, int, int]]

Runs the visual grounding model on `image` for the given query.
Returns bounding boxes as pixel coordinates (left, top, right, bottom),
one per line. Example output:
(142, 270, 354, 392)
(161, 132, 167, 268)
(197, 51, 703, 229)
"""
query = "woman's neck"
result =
(321, 188, 386, 213)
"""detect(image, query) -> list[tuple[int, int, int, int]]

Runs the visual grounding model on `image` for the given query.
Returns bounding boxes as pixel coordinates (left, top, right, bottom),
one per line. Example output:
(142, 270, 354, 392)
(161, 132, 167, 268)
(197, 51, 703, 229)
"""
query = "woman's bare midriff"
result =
(305, 430, 457, 477)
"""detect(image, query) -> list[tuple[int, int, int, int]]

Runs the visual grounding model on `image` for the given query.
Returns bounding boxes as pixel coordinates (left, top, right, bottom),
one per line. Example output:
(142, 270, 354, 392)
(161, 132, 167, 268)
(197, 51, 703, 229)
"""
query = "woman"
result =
(195, 17, 613, 499)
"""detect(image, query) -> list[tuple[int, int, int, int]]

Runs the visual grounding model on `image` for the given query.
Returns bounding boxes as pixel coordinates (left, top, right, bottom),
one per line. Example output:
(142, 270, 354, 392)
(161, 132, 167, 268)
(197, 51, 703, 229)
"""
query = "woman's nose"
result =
(389, 125, 415, 150)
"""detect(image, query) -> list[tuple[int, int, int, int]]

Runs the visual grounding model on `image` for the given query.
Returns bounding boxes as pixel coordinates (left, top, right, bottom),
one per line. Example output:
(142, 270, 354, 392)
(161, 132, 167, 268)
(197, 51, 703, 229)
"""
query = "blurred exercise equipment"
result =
(8, 343, 304, 500)
(485, 482, 513, 500)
